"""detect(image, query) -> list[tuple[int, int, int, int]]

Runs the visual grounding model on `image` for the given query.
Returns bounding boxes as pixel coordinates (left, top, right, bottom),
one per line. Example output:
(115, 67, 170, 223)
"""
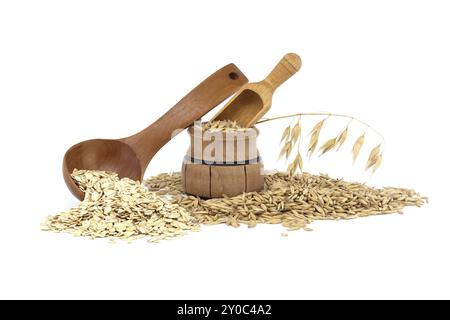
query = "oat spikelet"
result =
(352, 134, 365, 163)
(372, 153, 383, 173)
(287, 162, 295, 176)
(285, 141, 293, 159)
(307, 119, 326, 158)
(294, 152, 303, 172)
(290, 119, 302, 145)
(309, 119, 326, 136)
(278, 142, 289, 159)
(279, 141, 292, 160)
(366, 144, 382, 171)
(280, 125, 291, 145)
(335, 126, 348, 151)
(307, 138, 318, 158)
(287, 152, 303, 175)
(319, 138, 337, 156)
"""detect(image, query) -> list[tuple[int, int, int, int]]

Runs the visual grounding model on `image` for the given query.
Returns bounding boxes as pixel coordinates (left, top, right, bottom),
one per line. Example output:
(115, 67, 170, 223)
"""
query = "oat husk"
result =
(145, 171, 427, 231)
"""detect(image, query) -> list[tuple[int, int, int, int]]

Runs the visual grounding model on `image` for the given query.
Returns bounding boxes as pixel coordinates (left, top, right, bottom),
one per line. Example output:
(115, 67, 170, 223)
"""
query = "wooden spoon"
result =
(212, 53, 302, 127)
(63, 64, 248, 200)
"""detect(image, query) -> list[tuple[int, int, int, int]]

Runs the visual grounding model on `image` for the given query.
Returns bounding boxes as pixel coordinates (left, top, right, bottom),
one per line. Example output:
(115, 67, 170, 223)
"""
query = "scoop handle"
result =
(123, 64, 248, 170)
(263, 53, 302, 91)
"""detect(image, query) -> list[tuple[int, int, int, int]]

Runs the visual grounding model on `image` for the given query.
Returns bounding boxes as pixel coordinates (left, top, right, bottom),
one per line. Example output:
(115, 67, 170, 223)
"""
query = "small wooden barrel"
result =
(182, 125, 264, 198)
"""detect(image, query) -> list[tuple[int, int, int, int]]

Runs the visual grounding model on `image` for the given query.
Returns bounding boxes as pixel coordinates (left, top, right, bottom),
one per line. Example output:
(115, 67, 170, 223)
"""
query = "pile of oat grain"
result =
(44, 169, 427, 242)
(145, 172, 427, 231)
(43, 170, 200, 242)
(198, 120, 250, 132)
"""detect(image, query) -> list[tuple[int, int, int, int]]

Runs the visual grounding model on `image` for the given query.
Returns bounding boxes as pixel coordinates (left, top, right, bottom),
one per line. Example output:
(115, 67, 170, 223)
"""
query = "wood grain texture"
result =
(212, 53, 301, 127)
(182, 163, 264, 198)
(184, 163, 211, 198)
(181, 162, 187, 193)
(63, 64, 248, 200)
(245, 163, 265, 192)
(210, 165, 246, 198)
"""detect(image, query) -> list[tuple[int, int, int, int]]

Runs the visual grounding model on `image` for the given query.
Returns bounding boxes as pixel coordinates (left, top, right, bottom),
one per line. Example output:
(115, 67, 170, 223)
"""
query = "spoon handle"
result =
(263, 53, 302, 91)
(123, 64, 248, 170)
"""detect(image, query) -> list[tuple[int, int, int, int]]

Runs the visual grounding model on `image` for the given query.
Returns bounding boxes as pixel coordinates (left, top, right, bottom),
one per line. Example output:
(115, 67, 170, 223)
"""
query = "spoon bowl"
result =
(213, 89, 264, 123)
(63, 139, 142, 199)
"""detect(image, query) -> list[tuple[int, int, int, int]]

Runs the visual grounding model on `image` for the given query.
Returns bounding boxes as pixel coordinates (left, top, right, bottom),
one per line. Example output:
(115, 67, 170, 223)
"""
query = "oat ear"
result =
(280, 125, 291, 145)
(295, 152, 303, 172)
(352, 134, 365, 163)
(319, 138, 337, 156)
(371, 153, 383, 173)
(279, 141, 292, 160)
(285, 141, 293, 159)
(307, 119, 326, 158)
(290, 119, 302, 145)
(335, 126, 348, 151)
(365, 144, 382, 171)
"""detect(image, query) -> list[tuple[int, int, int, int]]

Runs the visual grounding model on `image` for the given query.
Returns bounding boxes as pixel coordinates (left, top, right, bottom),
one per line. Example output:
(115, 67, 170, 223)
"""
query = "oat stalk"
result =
(257, 112, 384, 174)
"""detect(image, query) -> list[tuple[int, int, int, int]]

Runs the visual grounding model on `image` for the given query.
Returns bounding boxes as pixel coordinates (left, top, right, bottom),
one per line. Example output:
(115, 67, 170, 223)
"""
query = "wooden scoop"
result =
(212, 53, 301, 127)
(63, 64, 248, 200)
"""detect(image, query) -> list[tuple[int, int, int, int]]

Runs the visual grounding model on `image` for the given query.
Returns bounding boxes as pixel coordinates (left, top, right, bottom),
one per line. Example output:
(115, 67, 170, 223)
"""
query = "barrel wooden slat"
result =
(182, 162, 264, 198)
(181, 162, 187, 193)
(210, 166, 246, 198)
(245, 163, 265, 192)
(184, 163, 211, 198)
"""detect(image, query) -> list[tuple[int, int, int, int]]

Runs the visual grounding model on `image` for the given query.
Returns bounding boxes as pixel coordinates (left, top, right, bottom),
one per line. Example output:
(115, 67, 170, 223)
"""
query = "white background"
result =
(1, 0, 449, 300)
